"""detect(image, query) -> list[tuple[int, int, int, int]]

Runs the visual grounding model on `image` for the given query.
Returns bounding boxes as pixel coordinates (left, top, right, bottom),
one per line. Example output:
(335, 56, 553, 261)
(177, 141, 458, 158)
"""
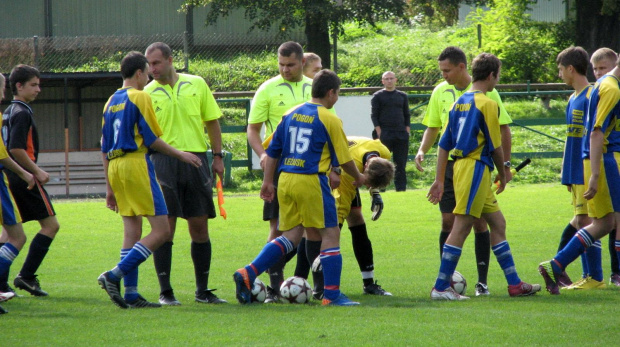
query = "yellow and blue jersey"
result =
(101, 87, 163, 158)
(584, 74, 620, 158)
(562, 85, 591, 185)
(266, 101, 352, 174)
(439, 91, 502, 170)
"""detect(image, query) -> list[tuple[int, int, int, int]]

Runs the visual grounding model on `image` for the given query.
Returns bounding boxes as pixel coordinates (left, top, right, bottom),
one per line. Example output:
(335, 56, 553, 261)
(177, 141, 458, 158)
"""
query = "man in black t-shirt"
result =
(370, 71, 410, 191)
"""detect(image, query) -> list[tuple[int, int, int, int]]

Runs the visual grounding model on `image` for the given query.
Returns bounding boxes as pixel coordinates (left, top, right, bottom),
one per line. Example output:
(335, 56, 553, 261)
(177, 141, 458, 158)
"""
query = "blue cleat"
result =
(322, 293, 360, 306)
(233, 268, 252, 304)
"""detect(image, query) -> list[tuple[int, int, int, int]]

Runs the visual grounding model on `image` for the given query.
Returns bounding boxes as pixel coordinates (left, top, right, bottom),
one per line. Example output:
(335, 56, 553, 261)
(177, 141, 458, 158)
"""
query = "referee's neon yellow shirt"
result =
(144, 73, 222, 152)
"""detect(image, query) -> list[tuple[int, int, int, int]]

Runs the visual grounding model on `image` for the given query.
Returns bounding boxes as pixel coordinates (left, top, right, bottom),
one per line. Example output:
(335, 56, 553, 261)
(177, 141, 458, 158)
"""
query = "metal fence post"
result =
(33, 36, 40, 69)
(183, 31, 189, 72)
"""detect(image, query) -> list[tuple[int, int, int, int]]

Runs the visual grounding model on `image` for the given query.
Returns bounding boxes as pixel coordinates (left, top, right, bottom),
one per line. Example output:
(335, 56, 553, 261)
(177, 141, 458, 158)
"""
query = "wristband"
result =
(212, 152, 224, 158)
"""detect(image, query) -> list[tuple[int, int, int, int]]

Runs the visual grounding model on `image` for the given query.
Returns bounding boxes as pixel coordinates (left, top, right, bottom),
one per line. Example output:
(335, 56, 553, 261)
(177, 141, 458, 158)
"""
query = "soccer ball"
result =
(279, 276, 312, 304)
(251, 278, 267, 303)
(451, 271, 467, 295)
(311, 256, 322, 273)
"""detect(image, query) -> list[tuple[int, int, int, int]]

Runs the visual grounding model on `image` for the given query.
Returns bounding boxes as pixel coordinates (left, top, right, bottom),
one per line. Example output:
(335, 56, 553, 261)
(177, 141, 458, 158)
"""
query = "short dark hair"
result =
(365, 157, 395, 189)
(312, 70, 341, 98)
(121, 51, 148, 79)
(556, 46, 589, 76)
(278, 41, 303, 61)
(146, 42, 172, 59)
(438, 46, 467, 66)
(471, 53, 501, 82)
(9, 64, 40, 96)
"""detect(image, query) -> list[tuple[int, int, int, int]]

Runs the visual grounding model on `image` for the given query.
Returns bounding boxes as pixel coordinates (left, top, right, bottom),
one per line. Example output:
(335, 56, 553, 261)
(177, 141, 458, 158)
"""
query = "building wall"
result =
(459, 0, 567, 23)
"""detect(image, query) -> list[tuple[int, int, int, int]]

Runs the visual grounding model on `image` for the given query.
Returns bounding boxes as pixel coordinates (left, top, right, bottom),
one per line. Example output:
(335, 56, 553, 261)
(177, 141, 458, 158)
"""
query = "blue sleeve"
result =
(266, 118, 285, 158)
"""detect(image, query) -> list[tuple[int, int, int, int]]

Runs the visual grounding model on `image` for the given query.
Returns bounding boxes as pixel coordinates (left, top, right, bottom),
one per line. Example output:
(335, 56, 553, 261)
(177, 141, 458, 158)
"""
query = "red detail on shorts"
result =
(36, 181, 54, 216)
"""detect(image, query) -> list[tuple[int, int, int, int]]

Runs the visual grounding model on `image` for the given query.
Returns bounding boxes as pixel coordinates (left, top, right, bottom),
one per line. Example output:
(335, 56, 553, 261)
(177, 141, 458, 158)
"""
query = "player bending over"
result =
(309, 136, 395, 298)
(427, 53, 541, 300)
(97, 52, 202, 308)
(233, 69, 366, 306)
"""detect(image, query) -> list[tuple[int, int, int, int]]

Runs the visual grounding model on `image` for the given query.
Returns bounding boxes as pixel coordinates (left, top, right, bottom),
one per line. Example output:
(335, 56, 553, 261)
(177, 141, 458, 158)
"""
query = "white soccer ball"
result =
(251, 278, 267, 303)
(279, 276, 312, 304)
(451, 270, 467, 295)
(311, 256, 322, 273)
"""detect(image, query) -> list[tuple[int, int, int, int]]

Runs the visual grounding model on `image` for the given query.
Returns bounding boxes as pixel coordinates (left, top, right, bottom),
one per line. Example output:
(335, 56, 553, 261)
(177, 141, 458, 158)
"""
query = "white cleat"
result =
(430, 287, 470, 301)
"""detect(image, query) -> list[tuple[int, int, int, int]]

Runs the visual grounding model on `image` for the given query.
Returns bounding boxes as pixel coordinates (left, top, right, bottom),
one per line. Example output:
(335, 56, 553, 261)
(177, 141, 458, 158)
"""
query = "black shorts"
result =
(262, 171, 280, 221)
(439, 160, 456, 213)
(150, 152, 216, 219)
(5, 169, 56, 222)
(351, 188, 362, 209)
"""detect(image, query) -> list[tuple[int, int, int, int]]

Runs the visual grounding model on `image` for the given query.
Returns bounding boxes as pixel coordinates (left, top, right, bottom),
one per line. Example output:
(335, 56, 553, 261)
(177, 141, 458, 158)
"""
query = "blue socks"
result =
(585, 241, 603, 281)
(245, 236, 294, 284)
(492, 241, 521, 286)
(434, 244, 462, 291)
(109, 242, 152, 282)
(0, 243, 19, 279)
(121, 248, 139, 302)
(320, 247, 342, 300)
(552, 229, 594, 274)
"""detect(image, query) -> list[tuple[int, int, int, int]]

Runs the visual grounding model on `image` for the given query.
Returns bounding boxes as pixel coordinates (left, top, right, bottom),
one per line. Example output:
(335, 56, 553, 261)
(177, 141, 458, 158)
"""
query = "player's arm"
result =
(247, 122, 268, 170)
(584, 128, 604, 200)
(205, 119, 224, 181)
(149, 138, 202, 168)
(415, 127, 440, 172)
(0, 156, 34, 190)
(9, 148, 49, 184)
(371, 94, 382, 138)
(101, 152, 117, 213)
(260, 155, 278, 202)
(500, 124, 513, 183)
(491, 145, 506, 194)
(427, 146, 449, 204)
(341, 160, 365, 187)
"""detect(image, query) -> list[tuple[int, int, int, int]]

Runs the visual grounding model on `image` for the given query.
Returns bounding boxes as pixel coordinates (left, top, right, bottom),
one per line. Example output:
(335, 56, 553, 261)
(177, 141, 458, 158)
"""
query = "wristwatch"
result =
(504, 161, 512, 168)
(332, 167, 342, 175)
(212, 152, 224, 158)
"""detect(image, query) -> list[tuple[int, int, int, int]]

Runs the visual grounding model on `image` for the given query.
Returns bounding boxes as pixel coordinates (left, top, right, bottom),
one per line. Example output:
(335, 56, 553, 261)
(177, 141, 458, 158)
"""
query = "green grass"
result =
(4, 184, 619, 345)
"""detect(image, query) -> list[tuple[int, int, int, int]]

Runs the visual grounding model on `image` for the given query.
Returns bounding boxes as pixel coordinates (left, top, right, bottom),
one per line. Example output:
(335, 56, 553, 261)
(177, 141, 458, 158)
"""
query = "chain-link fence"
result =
(0, 32, 441, 90)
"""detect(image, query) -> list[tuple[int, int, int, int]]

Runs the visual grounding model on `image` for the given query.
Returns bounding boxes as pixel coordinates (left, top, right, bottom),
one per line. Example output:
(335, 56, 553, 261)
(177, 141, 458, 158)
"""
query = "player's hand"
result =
(180, 152, 202, 168)
(35, 169, 50, 185)
(566, 185, 572, 193)
(504, 166, 513, 183)
(260, 182, 275, 202)
(494, 173, 506, 195)
(414, 151, 425, 172)
(106, 189, 119, 213)
(259, 152, 268, 171)
(427, 180, 444, 204)
(329, 171, 340, 190)
(211, 154, 224, 179)
(584, 175, 599, 200)
(352, 173, 365, 188)
(369, 188, 383, 221)
(22, 172, 35, 190)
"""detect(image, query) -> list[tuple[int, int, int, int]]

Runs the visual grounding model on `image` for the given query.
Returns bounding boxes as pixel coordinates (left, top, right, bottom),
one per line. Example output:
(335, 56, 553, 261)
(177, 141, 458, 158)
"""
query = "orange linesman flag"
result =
(216, 179, 227, 219)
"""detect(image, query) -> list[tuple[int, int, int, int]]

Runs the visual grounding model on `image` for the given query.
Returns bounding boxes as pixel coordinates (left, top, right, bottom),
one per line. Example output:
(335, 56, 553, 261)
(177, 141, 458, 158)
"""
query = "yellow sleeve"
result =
(319, 108, 352, 165)
(482, 97, 502, 150)
(487, 88, 512, 125)
(594, 80, 620, 129)
(248, 83, 271, 124)
(422, 86, 444, 128)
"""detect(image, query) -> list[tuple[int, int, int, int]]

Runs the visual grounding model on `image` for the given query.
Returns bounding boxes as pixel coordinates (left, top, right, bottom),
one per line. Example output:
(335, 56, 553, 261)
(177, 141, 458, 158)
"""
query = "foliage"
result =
(457, 0, 574, 83)
(5, 187, 620, 346)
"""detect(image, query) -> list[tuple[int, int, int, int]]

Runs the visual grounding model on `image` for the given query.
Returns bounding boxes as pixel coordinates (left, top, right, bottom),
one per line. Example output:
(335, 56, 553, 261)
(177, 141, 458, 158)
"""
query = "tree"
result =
(181, 0, 408, 69)
(575, 0, 620, 55)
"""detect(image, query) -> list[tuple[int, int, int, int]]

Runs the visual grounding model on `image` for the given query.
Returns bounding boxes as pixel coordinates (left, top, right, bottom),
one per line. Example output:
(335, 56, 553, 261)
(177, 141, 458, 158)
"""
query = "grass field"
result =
(5, 184, 620, 345)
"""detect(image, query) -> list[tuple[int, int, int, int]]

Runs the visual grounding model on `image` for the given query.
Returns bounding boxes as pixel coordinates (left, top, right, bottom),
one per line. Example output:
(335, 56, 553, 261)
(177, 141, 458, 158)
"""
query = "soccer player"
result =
(428, 53, 541, 300)
(145, 42, 226, 305)
(0, 65, 59, 297)
(414, 46, 514, 296)
(98, 51, 202, 309)
(538, 51, 620, 295)
(233, 69, 366, 306)
(589, 47, 620, 286)
(310, 136, 395, 298)
(246, 41, 313, 302)
(303, 52, 322, 79)
(0, 72, 37, 314)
